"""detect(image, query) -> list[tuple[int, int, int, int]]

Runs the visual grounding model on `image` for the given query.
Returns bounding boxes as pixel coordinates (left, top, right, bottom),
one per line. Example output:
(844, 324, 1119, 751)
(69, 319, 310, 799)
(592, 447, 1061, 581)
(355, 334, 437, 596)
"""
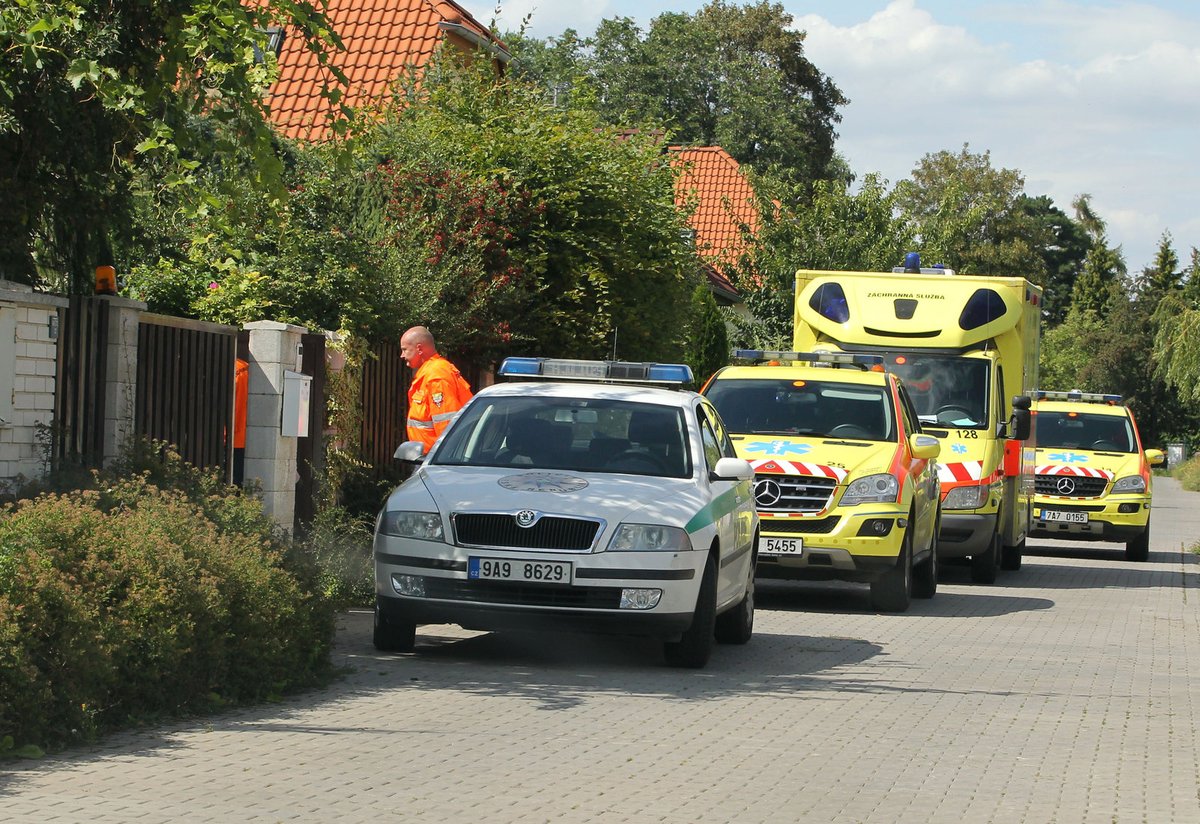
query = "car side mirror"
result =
(711, 457, 754, 482)
(1144, 448, 1165, 467)
(1009, 402, 1032, 441)
(909, 433, 941, 460)
(394, 441, 428, 463)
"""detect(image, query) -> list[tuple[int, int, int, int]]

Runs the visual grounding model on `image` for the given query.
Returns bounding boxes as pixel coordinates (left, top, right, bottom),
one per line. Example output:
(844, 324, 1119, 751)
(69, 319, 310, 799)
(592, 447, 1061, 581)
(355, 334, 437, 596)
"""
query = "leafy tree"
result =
(683, 283, 729, 388)
(1183, 247, 1200, 306)
(1138, 230, 1181, 306)
(894, 145, 1050, 281)
(0, 0, 344, 291)
(508, 1, 847, 184)
(352, 57, 698, 363)
(732, 173, 911, 346)
(1067, 194, 1125, 317)
(1017, 195, 1092, 324)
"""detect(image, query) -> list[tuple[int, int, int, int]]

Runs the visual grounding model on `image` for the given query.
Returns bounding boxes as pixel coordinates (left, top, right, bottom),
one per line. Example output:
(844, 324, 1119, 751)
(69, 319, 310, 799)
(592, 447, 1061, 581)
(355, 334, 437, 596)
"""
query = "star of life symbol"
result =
(1048, 451, 1088, 464)
(746, 440, 811, 456)
(951, 443, 968, 455)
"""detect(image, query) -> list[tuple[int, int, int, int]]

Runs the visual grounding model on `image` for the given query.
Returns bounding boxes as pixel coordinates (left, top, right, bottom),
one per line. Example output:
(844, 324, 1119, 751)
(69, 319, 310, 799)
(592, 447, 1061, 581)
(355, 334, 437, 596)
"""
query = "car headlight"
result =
(840, 473, 899, 506)
(1112, 475, 1146, 494)
(942, 484, 990, 510)
(609, 524, 693, 552)
(378, 511, 445, 541)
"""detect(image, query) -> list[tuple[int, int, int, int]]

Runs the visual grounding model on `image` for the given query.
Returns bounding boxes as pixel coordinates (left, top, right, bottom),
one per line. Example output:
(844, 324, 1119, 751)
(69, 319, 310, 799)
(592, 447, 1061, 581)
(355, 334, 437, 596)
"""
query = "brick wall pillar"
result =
(243, 320, 308, 532)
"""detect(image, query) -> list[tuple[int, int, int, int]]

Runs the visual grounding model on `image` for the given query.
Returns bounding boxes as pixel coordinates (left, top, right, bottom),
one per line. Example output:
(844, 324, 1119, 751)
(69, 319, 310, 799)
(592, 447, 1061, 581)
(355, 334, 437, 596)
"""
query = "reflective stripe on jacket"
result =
(407, 355, 473, 448)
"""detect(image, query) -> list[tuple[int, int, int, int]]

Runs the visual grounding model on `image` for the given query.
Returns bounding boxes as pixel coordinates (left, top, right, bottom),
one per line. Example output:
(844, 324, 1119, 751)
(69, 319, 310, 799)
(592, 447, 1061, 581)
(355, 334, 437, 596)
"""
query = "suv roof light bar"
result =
(499, 357, 693, 386)
(1033, 389, 1123, 404)
(733, 349, 885, 370)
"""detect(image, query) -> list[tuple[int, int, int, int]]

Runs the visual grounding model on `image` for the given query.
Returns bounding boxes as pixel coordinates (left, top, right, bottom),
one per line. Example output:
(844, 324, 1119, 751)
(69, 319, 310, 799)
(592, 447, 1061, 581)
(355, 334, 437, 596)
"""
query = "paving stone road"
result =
(3, 478, 1199, 824)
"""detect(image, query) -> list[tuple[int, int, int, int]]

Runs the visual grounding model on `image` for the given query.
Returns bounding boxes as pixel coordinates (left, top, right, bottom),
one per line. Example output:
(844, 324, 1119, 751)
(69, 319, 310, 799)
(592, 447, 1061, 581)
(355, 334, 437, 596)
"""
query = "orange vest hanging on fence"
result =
(233, 358, 249, 449)
(406, 354, 473, 449)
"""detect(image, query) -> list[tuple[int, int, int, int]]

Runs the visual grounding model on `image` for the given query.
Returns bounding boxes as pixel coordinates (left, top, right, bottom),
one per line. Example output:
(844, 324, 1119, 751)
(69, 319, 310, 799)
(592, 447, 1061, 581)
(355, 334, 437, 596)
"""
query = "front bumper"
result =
(374, 536, 705, 639)
(1029, 496, 1151, 541)
(937, 512, 998, 558)
(755, 506, 908, 583)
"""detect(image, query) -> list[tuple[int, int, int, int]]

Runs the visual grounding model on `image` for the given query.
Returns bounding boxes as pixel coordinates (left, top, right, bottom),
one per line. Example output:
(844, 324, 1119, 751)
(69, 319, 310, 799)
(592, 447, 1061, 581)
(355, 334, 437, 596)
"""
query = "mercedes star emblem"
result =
(1055, 477, 1077, 495)
(754, 478, 783, 507)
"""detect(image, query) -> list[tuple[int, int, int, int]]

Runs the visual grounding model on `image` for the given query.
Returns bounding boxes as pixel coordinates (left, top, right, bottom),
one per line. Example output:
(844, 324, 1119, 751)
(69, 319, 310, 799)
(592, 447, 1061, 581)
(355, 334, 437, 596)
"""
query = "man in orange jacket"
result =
(401, 326, 473, 449)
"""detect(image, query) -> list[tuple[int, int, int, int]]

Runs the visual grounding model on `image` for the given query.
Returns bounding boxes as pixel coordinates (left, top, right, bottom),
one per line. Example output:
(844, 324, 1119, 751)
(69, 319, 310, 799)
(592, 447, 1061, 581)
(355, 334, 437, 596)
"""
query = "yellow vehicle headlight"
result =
(1112, 475, 1146, 494)
(943, 484, 990, 510)
(841, 473, 899, 505)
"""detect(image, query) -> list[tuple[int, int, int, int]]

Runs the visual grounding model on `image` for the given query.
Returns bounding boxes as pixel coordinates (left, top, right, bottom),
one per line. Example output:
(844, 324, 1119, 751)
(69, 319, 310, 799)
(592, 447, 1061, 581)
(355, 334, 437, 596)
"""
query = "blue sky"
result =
(458, 1, 1200, 273)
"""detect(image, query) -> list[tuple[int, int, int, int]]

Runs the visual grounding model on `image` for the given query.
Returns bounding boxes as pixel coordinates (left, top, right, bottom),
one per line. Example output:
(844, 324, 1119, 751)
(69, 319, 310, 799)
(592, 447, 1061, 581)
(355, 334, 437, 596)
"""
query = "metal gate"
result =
(136, 313, 238, 481)
(53, 296, 109, 468)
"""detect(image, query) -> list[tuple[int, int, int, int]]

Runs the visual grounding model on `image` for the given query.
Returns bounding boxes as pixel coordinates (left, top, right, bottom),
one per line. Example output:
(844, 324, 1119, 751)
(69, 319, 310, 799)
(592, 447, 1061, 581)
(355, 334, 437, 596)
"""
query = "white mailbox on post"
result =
(281, 370, 312, 437)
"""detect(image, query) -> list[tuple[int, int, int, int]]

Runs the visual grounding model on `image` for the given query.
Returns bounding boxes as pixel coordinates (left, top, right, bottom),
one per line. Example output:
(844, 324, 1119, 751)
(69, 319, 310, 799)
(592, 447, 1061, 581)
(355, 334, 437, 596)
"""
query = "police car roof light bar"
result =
(498, 357, 693, 386)
(1032, 389, 1123, 404)
(733, 349, 884, 370)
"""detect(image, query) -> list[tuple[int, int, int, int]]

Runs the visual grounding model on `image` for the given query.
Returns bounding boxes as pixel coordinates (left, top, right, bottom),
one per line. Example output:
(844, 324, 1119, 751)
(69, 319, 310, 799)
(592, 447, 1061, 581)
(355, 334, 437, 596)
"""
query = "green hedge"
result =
(0, 459, 335, 753)
(1173, 454, 1200, 492)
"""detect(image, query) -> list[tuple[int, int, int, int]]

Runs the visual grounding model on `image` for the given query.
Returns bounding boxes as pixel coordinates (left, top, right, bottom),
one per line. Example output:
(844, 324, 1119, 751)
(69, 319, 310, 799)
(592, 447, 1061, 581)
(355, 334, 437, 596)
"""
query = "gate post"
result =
(243, 320, 308, 532)
(101, 296, 147, 466)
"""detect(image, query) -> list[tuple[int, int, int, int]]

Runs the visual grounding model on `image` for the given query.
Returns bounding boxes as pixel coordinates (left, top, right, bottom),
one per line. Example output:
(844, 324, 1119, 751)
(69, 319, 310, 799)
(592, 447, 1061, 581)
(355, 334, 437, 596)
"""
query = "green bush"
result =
(0, 448, 335, 753)
(1173, 454, 1200, 492)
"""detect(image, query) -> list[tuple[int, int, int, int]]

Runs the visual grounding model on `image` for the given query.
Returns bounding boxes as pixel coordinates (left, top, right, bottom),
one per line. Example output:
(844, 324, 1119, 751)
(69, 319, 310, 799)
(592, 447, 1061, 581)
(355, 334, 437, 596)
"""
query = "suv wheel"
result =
(715, 550, 755, 644)
(665, 554, 717, 667)
(373, 601, 416, 653)
(1126, 524, 1151, 562)
(870, 527, 913, 612)
(912, 519, 938, 600)
(1001, 538, 1024, 571)
(971, 530, 1001, 584)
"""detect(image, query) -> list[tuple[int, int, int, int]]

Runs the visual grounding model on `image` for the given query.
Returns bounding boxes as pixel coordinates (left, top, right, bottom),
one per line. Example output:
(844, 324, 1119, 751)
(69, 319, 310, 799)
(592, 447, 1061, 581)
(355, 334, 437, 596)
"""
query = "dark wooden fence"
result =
(53, 296, 109, 468)
(358, 342, 488, 473)
(136, 313, 238, 481)
(294, 332, 327, 531)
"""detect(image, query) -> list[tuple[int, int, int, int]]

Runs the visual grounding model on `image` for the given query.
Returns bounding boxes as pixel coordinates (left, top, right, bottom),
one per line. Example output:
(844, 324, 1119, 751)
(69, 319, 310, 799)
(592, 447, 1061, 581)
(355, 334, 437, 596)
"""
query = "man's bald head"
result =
(400, 326, 438, 369)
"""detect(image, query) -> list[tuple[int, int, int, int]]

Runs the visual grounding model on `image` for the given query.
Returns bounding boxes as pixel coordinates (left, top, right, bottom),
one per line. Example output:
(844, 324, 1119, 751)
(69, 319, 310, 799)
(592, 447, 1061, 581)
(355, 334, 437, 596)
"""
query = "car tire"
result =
(715, 550, 755, 645)
(912, 519, 938, 600)
(1126, 524, 1150, 562)
(665, 554, 717, 667)
(971, 530, 1001, 584)
(1001, 537, 1024, 571)
(373, 601, 416, 653)
(870, 527, 913, 612)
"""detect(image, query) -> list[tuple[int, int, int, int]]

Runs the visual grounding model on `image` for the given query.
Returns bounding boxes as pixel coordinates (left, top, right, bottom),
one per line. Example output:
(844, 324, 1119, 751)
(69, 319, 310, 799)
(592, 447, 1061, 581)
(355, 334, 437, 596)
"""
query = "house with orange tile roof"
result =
(670, 146, 760, 308)
(267, 0, 508, 141)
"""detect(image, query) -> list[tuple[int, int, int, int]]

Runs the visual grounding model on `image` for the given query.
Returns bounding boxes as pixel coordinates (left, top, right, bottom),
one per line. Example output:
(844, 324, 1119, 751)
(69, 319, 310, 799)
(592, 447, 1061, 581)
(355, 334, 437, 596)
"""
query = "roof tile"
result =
(268, 0, 503, 140)
(670, 146, 761, 268)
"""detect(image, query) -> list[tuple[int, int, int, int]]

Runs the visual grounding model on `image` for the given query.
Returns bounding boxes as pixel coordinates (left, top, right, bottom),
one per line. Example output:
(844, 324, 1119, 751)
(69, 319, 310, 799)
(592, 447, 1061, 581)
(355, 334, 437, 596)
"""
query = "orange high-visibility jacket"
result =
(406, 354, 473, 448)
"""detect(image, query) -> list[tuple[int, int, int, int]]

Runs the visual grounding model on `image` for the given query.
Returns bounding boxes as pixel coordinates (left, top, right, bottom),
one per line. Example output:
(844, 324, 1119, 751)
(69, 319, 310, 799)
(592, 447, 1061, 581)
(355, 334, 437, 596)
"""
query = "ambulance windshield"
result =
(706, 379, 895, 442)
(884, 355, 990, 429)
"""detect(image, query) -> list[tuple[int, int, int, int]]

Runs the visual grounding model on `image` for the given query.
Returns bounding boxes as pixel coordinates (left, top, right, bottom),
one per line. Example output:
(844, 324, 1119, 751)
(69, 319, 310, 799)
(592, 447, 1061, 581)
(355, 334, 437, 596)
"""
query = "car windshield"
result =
(432, 396, 692, 478)
(705, 378, 896, 442)
(882, 354, 990, 429)
(1036, 411, 1137, 453)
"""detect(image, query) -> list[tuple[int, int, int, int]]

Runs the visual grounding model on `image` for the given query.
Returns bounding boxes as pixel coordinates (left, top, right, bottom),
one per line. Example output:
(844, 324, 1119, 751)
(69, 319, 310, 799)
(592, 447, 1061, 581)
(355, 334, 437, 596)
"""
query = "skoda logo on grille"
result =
(1056, 477, 1077, 495)
(514, 510, 540, 528)
(754, 479, 783, 507)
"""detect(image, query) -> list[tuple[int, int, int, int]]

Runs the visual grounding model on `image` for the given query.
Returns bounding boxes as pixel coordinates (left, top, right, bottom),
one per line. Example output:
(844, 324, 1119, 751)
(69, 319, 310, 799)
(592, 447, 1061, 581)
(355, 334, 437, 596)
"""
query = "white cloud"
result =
(793, 0, 1200, 268)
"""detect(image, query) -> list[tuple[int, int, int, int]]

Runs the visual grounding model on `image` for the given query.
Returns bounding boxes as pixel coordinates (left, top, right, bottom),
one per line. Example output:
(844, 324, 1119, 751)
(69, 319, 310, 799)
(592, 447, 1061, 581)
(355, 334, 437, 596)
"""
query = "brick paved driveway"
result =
(4, 479, 1198, 823)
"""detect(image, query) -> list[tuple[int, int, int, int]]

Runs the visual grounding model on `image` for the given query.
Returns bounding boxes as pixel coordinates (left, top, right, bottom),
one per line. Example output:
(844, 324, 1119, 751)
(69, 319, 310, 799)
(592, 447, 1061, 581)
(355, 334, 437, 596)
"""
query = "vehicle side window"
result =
(702, 403, 738, 458)
(695, 407, 725, 471)
(897, 384, 920, 435)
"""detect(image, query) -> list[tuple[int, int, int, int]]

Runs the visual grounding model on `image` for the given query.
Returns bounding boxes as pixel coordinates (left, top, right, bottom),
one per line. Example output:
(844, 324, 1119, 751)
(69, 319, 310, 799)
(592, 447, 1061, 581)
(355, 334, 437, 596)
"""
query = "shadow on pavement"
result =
(755, 578, 1055, 618)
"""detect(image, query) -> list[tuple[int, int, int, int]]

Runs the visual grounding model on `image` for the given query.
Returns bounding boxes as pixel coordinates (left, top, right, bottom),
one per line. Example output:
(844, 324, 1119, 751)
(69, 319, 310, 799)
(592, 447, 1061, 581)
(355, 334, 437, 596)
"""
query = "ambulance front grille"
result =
(1035, 475, 1109, 498)
(753, 474, 838, 514)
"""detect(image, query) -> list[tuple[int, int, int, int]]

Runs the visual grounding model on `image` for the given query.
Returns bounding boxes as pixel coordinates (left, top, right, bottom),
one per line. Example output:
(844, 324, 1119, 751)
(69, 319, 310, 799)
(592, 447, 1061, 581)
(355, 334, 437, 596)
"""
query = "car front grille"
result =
(754, 474, 838, 514)
(422, 578, 622, 609)
(1035, 475, 1109, 497)
(453, 513, 601, 551)
(759, 516, 841, 534)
